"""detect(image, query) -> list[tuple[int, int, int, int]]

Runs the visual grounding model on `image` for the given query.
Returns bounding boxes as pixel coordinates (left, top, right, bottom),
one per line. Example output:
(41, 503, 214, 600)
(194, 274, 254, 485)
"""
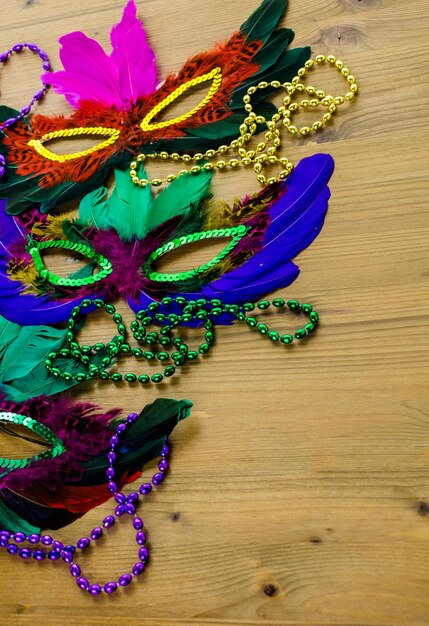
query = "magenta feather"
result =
(110, 0, 158, 102)
(42, 0, 158, 109)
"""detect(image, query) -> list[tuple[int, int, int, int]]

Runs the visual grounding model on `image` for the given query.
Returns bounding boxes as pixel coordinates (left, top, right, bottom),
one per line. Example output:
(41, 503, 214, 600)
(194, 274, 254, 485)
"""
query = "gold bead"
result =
(182, 154, 192, 162)
(247, 86, 257, 95)
(306, 85, 315, 95)
(272, 113, 281, 123)
(350, 83, 358, 93)
(239, 123, 248, 134)
(334, 96, 345, 105)
(256, 142, 266, 152)
(243, 94, 251, 104)
(132, 176, 139, 184)
(273, 137, 281, 147)
(296, 83, 305, 92)
(137, 154, 145, 162)
(253, 162, 262, 173)
(335, 60, 344, 69)
(246, 149, 256, 159)
(288, 125, 298, 135)
(327, 55, 336, 64)
(203, 163, 214, 171)
(300, 99, 310, 108)
(130, 169, 137, 177)
(312, 121, 323, 131)
(304, 59, 314, 69)
(257, 174, 266, 185)
(218, 145, 228, 154)
(345, 92, 355, 101)
(268, 155, 278, 164)
(190, 165, 201, 173)
(230, 140, 239, 149)
(159, 151, 169, 159)
(130, 161, 137, 169)
(178, 169, 188, 176)
(205, 149, 216, 158)
(271, 80, 281, 88)
(316, 89, 325, 99)
(315, 54, 326, 63)
(228, 158, 239, 168)
(310, 98, 320, 107)
(267, 177, 277, 185)
(193, 153, 203, 161)
(347, 75, 355, 84)
(241, 157, 252, 166)
(288, 102, 298, 112)
(297, 68, 306, 77)
(166, 174, 176, 182)
(291, 76, 300, 85)
(171, 153, 180, 161)
(322, 113, 331, 122)
(328, 103, 337, 113)
(138, 179, 149, 187)
(279, 170, 288, 180)
(299, 126, 311, 136)
(258, 81, 268, 89)
(244, 104, 253, 113)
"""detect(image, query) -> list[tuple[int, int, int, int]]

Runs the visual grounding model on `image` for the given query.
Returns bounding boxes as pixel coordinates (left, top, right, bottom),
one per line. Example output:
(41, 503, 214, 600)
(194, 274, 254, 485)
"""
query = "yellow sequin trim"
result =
(140, 67, 222, 132)
(28, 127, 121, 162)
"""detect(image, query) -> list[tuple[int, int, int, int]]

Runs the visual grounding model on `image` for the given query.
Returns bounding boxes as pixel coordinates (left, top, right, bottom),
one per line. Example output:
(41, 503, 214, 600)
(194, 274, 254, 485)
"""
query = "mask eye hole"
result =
(143, 225, 249, 283)
(28, 127, 121, 163)
(140, 67, 222, 132)
(26, 239, 113, 288)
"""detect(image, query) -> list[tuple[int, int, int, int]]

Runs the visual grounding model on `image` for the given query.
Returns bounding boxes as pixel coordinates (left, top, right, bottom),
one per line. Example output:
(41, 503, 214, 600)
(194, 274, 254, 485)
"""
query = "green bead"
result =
(110, 372, 123, 382)
(117, 323, 126, 335)
(304, 323, 316, 334)
(205, 330, 214, 343)
(59, 348, 70, 357)
(167, 313, 179, 323)
(130, 320, 139, 332)
(101, 357, 111, 367)
(199, 343, 209, 354)
(161, 326, 172, 336)
(210, 307, 222, 317)
(196, 311, 207, 320)
(148, 302, 159, 311)
(236, 312, 246, 321)
(81, 355, 90, 365)
(155, 313, 165, 322)
(182, 313, 193, 322)
(161, 297, 173, 306)
(94, 299, 104, 308)
(175, 296, 186, 305)
(257, 300, 270, 310)
(124, 373, 137, 383)
(67, 319, 75, 329)
(179, 344, 189, 355)
(204, 320, 213, 330)
(174, 355, 186, 366)
(196, 298, 207, 307)
(47, 352, 57, 360)
(310, 311, 319, 324)
(268, 331, 279, 342)
(295, 328, 307, 339)
(173, 338, 183, 347)
(136, 310, 147, 320)
(138, 374, 150, 384)
(74, 372, 87, 382)
(187, 351, 198, 360)
(141, 316, 152, 326)
(69, 341, 79, 351)
(151, 373, 164, 383)
(257, 323, 269, 335)
(120, 344, 132, 353)
(273, 298, 285, 308)
(243, 302, 255, 311)
(183, 305, 194, 314)
(157, 351, 169, 361)
(210, 298, 222, 307)
(93, 342, 105, 351)
(144, 351, 155, 360)
(80, 345, 91, 354)
(246, 317, 257, 328)
(63, 372, 73, 381)
(44, 359, 52, 368)
(132, 347, 143, 357)
(280, 334, 294, 344)
(72, 349, 81, 358)
(81, 299, 92, 308)
(105, 304, 116, 314)
(164, 366, 176, 377)
(287, 299, 300, 310)
(113, 313, 122, 324)
(66, 331, 74, 342)
(301, 303, 313, 314)
(88, 364, 99, 374)
(160, 337, 172, 346)
(226, 304, 240, 314)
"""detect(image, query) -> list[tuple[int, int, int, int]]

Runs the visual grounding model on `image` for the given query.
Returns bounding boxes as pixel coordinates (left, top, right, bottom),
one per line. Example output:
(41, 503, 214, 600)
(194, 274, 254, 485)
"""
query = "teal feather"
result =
(240, 0, 287, 43)
(0, 499, 40, 534)
(252, 28, 295, 73)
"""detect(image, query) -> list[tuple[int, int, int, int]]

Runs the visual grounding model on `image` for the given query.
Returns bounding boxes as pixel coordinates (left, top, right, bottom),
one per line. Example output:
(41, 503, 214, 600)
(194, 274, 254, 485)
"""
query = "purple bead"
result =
(0, 531, 11, 541)
(28, 533, 40, 544)
(64, 545, 76, 554)
(0, 53, 8, 62)
(40, 535, 53, 546)
(0, 538, 8, 547)
(52, 540, 63, 551)
(33, 550, 46, 561)
(0, 155, 5, 179)
(135, 531, 146, 545)
(90, 527, 103, 541)
(152, 472, 164, 485)
(133, 517, 143, 531)
(28, 44, 38, 52)
(7, 544, 18, 555)
(106, 467, 115, 480)
(47, 549, 61, 561)
(88, 584, 102, 596)
(103, 582, 117, 594)
(118, 574, 132, 587)
(42, 61, 50, 70)
(158, 459, 168, 472)
(108, 481, 117, 494)
(70, 563, 81, 577)
(21, 106, 31, 116)
(13, 44, 23, 52)
(77, 576, 89, 590)
(115, 505, 125, 517)
(128, 492, 139, 504)
(40, 52, 49, 61)
(103, 515, 115, 528)
(132, 562, 145, 576)
(127, 413, 139, 423)
(13, 532, 25, 543)
(107, 452, 116, 465)
(116, 422, 127, 434)
(77, 537, 90, 550)
(34, 90, 44, 101)
(19, 548, 32, 559)
(110, 435, 119, 448)
(125, 503, 136, 515)
(114, 492, 126, 505)
(138, 547, 149, 561)
(139, 483, 152, 495)
(61, 550, 73, 563)
(161, 444, 170, 457)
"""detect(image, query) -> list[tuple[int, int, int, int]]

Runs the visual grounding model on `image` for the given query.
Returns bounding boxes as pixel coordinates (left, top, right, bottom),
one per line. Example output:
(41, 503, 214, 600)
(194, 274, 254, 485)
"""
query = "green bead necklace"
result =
(44, 296, 319, 385)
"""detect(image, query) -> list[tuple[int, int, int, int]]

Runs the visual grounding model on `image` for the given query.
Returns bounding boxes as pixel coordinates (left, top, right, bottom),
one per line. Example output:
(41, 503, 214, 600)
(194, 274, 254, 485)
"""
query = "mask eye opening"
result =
(28, 126, 121, 163)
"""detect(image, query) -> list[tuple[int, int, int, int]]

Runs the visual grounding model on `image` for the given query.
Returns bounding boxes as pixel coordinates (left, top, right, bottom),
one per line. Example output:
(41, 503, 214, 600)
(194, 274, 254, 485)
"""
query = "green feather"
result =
(106, 168, 153, 240)
(240, 0, 287, 43)
(0, 499, 40, 534)
(78, 185, 110, 230)
(252, 28, 295, 73)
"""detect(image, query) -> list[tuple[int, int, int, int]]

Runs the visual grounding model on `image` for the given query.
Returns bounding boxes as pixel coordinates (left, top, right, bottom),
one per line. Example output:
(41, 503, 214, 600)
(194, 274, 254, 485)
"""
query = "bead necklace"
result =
(0, 412, 169, 595)
(0, 42, 51, 178)
(44, 296, 319, 384)
(129, 54, 358, 188)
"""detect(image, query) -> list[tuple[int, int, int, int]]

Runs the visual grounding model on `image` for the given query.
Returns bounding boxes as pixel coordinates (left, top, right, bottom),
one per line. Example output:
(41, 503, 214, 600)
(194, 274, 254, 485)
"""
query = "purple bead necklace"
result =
(0, 42, 51, 177)
(0, 412, 170, 596)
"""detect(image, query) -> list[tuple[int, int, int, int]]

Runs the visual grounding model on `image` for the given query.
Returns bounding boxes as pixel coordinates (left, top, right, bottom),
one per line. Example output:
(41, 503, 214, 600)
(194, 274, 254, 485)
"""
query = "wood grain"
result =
(0, 0, 428, 624)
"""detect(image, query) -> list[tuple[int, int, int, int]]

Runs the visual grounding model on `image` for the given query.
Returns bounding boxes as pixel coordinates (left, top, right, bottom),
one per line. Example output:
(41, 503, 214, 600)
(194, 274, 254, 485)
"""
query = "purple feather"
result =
(42, 0, 158, 109)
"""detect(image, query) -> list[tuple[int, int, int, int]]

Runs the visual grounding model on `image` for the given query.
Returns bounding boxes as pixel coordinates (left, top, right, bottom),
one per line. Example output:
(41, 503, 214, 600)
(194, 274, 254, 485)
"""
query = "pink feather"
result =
(110, 0, 158, 103)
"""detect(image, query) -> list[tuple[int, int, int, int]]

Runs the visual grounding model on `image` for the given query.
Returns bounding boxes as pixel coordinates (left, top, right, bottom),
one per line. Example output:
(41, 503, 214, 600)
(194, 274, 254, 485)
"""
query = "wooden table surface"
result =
(0, 0, 428, 624)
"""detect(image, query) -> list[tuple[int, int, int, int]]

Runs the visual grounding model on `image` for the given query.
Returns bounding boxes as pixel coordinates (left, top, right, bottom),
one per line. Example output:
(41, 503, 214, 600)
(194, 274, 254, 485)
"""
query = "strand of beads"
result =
(44, 296, 320, 384)
(0, 414, 171, 595)
(130, 55, 358, 188)
(0, 42, 51, 178)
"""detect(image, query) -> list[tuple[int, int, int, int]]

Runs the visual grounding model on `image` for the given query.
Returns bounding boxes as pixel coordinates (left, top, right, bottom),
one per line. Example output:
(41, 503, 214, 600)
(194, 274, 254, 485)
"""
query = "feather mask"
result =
(0, 154, 334, 326)
(0, 0, 310, 214)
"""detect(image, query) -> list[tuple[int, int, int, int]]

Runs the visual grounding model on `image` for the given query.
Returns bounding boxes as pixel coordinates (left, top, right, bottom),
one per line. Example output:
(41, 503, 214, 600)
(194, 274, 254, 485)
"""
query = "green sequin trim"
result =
(26, 238, 113, 287)
(0, 412, 66, 474)
(142, 225, 250, 283)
